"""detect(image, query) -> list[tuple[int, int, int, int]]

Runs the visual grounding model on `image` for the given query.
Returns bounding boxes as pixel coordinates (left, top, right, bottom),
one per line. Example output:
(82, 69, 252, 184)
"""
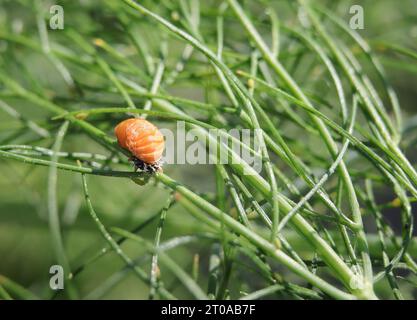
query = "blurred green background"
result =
(0, 0, 416, 299)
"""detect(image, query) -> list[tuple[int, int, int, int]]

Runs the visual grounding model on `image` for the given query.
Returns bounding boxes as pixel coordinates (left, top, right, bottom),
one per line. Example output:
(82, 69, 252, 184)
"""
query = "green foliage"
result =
(0, 0, 417, 300)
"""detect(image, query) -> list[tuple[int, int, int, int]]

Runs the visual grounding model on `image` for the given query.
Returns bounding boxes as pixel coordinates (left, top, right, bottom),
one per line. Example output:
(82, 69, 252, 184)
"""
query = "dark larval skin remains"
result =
(131, 156, 163, 173)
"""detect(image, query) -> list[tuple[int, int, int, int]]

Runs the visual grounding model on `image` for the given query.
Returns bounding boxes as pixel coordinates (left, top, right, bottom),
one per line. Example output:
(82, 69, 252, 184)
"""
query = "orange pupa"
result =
(115, 118, 165, 173)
